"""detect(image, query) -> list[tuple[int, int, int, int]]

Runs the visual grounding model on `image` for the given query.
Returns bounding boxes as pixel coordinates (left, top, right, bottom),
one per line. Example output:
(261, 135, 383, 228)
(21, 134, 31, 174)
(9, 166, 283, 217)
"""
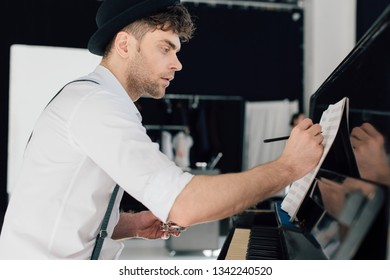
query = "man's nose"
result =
(171, 55, 183, 71)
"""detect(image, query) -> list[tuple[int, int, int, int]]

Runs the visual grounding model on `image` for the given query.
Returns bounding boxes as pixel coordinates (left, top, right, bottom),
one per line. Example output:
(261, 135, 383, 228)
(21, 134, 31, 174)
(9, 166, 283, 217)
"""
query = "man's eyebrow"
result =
(161, 39, 181, 52)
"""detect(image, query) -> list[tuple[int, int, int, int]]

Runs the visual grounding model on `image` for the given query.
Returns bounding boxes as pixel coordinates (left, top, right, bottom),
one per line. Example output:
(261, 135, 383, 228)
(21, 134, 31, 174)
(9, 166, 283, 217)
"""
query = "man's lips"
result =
(162, 76, 174, 86)
(162, 76, 174, 82)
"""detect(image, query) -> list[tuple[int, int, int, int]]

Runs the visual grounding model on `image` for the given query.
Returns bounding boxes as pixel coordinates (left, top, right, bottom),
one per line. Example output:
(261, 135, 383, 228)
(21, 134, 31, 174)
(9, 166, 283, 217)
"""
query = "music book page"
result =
(281, 97, 349, 221)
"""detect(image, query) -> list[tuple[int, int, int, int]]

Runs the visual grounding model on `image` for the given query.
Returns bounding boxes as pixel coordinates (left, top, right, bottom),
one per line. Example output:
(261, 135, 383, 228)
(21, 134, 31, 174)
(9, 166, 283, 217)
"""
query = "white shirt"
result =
(0, 66, 193, 259)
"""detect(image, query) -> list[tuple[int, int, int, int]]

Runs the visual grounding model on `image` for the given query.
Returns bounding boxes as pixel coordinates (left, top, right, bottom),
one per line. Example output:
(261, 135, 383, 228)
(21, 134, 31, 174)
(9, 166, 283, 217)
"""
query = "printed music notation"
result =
(281, 97, 349, 221)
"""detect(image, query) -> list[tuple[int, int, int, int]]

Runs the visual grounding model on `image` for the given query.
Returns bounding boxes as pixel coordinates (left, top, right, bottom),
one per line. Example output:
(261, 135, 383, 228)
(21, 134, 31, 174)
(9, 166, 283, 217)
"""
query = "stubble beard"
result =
(125, 53, 166, 100)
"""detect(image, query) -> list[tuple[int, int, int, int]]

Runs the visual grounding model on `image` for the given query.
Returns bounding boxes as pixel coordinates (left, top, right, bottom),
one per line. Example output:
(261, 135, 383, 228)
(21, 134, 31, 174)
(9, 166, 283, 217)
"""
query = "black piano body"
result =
(218, 169, 388, 260)
(219, 4, 390, 260)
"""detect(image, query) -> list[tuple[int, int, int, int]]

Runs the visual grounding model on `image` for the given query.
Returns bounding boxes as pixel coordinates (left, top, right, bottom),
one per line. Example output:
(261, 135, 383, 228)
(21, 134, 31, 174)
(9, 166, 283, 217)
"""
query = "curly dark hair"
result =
(142, 4, 195, 42)
(103, 3, 195, 57)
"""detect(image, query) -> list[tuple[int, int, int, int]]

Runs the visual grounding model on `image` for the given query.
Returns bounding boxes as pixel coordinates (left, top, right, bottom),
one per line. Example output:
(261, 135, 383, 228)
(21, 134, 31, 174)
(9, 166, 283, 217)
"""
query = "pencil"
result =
(263, 135, 289, 143)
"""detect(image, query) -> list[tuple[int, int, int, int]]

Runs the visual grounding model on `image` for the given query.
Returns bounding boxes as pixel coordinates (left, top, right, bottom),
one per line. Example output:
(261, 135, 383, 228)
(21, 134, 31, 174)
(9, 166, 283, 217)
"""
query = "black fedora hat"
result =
(88, 0, 180, 56)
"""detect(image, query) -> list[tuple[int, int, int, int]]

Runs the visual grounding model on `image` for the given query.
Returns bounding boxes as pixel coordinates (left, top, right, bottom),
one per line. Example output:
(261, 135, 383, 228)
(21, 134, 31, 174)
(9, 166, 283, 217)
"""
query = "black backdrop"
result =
(168, 3, 304, 100)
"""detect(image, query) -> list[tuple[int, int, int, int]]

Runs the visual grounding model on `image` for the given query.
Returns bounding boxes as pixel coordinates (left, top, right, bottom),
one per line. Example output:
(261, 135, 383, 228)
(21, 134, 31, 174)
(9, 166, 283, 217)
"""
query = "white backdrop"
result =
(243, 99, 299, 170)
(7, 44, 100, 195)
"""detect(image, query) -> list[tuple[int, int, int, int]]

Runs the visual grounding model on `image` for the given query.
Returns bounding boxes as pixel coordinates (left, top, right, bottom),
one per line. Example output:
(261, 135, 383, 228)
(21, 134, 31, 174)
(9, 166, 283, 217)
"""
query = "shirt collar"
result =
(90, 65, 142, 121)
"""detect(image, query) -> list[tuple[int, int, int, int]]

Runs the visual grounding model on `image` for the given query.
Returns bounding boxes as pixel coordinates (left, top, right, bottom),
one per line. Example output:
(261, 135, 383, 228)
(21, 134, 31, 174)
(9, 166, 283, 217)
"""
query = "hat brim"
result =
(88, 0, 179, 56)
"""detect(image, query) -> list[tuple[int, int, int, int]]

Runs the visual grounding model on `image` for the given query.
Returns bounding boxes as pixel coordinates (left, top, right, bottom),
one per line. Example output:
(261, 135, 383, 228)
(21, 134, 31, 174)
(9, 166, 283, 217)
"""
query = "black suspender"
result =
(90, 184, 120, 260)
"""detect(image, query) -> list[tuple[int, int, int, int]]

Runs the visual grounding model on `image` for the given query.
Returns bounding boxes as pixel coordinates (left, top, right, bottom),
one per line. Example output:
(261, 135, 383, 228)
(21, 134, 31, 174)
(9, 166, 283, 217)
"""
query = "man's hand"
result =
(112, 210, 182, 240)
(351, 122, 390, 185)
(279, 118, 324, 180)
(131, 211, 168, 239)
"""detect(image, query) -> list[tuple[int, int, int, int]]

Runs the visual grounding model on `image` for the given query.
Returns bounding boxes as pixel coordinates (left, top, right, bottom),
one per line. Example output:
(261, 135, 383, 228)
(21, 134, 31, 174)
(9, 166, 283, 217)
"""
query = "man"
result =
(0, 0, 323, 259)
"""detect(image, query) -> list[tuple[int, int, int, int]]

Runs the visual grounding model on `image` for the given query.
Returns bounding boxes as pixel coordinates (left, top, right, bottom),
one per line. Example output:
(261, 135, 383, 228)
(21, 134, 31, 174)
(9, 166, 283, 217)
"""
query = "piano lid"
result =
(303, 4, 390, 259)
(309, 4, 390, 187)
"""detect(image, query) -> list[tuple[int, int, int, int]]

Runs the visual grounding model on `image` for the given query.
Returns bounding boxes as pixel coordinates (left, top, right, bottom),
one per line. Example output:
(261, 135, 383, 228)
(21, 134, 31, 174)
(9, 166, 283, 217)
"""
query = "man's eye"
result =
(162, 47, 170, 53)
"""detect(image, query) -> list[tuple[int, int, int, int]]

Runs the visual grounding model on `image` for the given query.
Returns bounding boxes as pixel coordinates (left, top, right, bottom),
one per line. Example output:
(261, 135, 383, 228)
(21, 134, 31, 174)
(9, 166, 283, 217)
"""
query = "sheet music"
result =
(281, 97, 349, 221)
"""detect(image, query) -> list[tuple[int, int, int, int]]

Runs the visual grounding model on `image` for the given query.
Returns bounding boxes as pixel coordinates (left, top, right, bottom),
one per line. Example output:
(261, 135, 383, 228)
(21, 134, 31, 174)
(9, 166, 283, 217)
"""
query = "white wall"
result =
(303, 0, 356, 113)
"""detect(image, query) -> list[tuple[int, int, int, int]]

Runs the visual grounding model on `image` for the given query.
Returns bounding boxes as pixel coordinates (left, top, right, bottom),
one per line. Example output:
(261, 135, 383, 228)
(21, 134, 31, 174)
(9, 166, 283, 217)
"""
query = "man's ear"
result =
(114, 31, 133, 58)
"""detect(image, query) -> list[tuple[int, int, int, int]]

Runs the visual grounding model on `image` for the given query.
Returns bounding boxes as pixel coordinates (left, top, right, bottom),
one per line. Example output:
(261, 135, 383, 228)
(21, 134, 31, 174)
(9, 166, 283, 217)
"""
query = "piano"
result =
(219, 169, 388, 260)
(219, 4, 390, 260)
